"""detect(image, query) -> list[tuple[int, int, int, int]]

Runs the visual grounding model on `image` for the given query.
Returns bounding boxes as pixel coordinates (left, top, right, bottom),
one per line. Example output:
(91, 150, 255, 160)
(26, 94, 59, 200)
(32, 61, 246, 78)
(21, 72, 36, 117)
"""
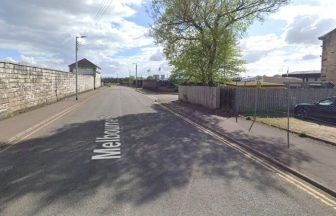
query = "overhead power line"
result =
(95, 0, 113, 25)
(94, 0, 109, 19)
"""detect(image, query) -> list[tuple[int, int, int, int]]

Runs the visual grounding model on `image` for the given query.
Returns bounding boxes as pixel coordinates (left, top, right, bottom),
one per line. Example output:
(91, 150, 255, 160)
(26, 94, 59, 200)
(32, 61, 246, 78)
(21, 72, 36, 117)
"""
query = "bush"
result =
(245, 116, 252, 120)
(299, 132, 307, 137)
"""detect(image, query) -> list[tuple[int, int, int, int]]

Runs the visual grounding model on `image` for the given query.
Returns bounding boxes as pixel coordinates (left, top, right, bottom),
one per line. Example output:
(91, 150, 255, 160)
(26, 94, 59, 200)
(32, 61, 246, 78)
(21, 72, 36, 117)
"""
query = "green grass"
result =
(245, 116, 252, 120)
(298, 132, 307, 137)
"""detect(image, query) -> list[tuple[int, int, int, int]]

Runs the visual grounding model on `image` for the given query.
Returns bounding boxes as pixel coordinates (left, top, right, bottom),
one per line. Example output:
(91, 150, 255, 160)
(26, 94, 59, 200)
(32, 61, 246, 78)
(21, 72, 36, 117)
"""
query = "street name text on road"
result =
(91, 118, 121, 160)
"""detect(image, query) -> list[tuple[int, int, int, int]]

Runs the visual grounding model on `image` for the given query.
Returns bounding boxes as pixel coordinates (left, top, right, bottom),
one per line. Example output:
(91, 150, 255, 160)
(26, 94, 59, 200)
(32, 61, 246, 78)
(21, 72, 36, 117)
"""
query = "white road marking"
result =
(91, 118, 122, 160)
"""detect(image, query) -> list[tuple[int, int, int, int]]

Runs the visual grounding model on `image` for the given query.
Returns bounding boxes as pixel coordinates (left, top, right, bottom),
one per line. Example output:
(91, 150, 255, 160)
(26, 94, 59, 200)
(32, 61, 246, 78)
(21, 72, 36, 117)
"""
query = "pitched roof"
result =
(68, 58, 100, 69)
(318, 28, 336, 40)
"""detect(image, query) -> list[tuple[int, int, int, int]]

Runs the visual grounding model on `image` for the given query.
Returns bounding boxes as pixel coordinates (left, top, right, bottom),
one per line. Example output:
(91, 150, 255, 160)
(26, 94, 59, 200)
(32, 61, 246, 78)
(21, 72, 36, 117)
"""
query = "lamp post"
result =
(133, 63, 138, 89)
(75, 35, 86, 100)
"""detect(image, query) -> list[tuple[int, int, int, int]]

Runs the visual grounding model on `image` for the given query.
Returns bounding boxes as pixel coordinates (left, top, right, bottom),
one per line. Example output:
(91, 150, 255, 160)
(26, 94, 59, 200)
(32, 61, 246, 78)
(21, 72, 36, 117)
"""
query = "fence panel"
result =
(178, 86, 220, 109)
(219, 87, 336, 115)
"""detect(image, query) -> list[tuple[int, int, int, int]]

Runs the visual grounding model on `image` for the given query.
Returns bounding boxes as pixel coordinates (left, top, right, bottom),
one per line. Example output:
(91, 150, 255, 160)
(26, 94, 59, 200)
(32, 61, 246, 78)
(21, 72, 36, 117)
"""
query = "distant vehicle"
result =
(294, 96, 336, 123)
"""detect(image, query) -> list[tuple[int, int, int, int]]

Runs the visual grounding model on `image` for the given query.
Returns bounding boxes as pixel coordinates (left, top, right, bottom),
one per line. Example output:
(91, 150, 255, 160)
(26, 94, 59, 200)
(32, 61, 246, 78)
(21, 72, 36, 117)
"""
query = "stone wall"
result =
(320, 29, 336, 83)
(0, 61, 101, 119)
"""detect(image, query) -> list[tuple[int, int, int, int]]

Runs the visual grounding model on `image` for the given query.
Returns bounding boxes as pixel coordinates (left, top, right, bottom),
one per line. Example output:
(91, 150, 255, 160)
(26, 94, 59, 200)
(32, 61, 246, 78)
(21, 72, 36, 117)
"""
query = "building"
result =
(281, 70, 321, 83)
(69, 58, 101, 75)
(263, 76, 302, 84)
(319, 28, 336, 83)
(153, 74, 160, 81)
(68, 58, 101, 89)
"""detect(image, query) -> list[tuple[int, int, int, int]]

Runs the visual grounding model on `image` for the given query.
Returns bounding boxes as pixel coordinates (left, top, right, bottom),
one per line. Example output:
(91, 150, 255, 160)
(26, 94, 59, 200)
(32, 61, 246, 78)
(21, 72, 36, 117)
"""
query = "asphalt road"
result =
(0, 86, 335, 216)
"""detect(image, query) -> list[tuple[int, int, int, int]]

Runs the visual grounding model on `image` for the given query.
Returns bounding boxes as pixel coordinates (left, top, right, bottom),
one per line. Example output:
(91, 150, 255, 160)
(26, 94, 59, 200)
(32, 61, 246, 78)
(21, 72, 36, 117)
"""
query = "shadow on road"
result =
(164, 101, 313, 166)
(0, 104, 312, 214)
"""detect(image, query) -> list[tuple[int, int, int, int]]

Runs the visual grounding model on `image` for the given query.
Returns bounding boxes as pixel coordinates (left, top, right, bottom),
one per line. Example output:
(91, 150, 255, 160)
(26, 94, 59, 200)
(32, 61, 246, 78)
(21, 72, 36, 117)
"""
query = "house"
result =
(281, 70, 321, 83)
(319, 28, 336, 83)
(69, 58, 101, 75)
(68, 58, 101, 89)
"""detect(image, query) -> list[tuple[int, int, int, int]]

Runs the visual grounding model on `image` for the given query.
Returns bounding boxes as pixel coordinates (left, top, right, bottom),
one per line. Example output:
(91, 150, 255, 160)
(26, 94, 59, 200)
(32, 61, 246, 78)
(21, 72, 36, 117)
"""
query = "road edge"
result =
(134, 88, 336, 199)
(159, 102, 336, 199)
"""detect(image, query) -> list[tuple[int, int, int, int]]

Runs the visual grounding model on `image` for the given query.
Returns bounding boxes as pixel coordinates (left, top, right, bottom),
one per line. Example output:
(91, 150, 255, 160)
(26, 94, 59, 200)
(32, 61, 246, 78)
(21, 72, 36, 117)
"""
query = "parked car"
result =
(294, 96, 336, 123)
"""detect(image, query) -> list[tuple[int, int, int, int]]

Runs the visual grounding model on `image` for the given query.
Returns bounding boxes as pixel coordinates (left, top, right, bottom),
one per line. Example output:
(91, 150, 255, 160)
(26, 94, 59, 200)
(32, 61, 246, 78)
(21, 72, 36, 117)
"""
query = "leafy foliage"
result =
(150, 0, 288, 85)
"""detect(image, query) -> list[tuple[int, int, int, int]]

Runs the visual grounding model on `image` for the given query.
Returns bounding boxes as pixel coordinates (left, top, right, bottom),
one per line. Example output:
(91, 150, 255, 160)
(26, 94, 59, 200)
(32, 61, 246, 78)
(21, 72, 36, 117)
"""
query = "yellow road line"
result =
(0, 89, 104, 153)
(7, 103, 80, 144)
(158, 103, 336, 210)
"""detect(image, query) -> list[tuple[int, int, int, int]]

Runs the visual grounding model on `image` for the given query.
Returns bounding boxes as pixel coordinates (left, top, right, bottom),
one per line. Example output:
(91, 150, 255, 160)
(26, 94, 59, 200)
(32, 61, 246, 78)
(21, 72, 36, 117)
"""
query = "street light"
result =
(133, 63, 138, 89)
(75, 35, 87, 100)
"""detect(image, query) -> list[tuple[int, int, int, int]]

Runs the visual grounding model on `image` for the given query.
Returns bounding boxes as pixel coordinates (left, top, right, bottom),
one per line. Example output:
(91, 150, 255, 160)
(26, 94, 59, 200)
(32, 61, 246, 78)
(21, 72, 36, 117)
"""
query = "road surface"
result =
(0, 86, 335, 215)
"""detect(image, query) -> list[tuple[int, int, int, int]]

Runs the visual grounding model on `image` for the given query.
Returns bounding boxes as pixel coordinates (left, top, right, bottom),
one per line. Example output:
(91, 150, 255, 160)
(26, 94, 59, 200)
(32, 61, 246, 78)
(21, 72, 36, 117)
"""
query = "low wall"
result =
(178, 86, 220, 109)
(0, 61, 101, 119)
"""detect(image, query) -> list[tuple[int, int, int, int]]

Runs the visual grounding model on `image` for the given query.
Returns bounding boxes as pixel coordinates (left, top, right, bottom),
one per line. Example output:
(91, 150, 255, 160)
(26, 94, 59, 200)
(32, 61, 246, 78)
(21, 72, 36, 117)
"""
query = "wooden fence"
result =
(178, 86, 220, 109)
(221, 87, 336, 114)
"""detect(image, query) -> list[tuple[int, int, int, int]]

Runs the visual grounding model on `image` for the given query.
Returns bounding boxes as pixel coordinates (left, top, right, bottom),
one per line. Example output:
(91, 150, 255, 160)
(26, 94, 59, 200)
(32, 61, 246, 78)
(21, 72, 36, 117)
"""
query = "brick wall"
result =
(0, 61, 101, 119)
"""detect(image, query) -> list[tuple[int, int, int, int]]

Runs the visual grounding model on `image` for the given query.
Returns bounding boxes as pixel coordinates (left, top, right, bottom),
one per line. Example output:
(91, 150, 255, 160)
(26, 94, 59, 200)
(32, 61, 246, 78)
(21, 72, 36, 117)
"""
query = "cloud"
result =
(243, 50, 269, 63)
(2, 57, 17, 63)
(240, 34, 285, 52)
(20, 55, 36, 65)
(302, 54, 319, 60)
(149, 49, 164, 61)
(285, 16, 336, 44)
(240, 0, 336, 77)
(0, 0, 160, 76)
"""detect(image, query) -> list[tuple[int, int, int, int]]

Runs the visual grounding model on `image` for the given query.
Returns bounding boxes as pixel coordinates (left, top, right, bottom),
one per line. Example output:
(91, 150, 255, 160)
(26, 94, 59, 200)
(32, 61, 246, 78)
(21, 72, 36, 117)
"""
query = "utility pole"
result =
(128, 69, 131, 86)
(75, 35, 86, 101)
(134, 63, 138, 89)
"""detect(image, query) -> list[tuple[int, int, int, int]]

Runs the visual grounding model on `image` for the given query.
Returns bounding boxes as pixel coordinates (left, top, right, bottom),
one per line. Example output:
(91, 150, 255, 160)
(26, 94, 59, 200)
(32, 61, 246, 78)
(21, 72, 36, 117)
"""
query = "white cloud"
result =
(20, 55, 36, 65)
(1, 57, 17, 63)
(271, 0, 336, 22)
(241, 0, 335, 77)
(0, 0, 160, 77)
(285, 16, 335, 44)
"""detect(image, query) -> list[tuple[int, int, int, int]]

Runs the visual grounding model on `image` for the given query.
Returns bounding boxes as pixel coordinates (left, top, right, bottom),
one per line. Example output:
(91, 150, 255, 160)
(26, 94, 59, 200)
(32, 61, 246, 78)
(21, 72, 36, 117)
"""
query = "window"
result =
(318, 99, 334, 106)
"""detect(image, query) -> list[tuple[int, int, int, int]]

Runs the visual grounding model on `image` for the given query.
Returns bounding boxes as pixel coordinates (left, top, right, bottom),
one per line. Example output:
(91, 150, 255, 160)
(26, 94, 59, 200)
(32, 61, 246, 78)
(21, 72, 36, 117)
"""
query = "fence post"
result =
(249, 80, 260, 132)
(287, 82, 290, 149)
(235, 88, 239, 123)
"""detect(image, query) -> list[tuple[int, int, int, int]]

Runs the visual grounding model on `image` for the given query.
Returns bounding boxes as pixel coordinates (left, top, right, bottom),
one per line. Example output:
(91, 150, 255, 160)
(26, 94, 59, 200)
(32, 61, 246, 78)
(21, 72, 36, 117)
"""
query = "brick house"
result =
(319, 28, 336, 83)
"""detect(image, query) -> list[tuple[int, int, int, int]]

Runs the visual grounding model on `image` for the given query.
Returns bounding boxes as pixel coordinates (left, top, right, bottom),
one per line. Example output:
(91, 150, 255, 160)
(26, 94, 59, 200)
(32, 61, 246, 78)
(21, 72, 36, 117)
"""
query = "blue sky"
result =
(0, 0, 335, 78)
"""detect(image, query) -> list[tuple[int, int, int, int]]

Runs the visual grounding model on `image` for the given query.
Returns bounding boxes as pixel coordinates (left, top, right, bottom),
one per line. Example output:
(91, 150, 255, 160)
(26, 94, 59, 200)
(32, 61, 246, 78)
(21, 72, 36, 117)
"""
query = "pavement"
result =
(147, 91, 336, 193)
(252, 116, 336, 145)
(0, 86, 335, 215)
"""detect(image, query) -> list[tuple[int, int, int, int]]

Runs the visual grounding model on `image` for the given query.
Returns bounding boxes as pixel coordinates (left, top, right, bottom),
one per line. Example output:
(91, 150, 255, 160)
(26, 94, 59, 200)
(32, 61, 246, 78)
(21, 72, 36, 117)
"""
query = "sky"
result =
(0, 0, 335, 78)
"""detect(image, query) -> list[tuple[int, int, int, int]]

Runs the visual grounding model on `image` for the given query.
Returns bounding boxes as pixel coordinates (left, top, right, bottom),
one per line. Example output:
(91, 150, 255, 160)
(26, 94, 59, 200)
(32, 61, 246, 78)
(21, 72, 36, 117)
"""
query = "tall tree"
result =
(150, 0, 288, 85)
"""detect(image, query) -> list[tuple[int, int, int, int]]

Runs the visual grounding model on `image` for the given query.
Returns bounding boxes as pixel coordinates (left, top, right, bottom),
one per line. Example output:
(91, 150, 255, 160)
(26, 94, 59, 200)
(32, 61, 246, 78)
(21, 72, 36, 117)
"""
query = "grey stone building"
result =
(319, 28, 336, 83)
(69, 58, 101, 75)
(69, 58, 101, 89)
